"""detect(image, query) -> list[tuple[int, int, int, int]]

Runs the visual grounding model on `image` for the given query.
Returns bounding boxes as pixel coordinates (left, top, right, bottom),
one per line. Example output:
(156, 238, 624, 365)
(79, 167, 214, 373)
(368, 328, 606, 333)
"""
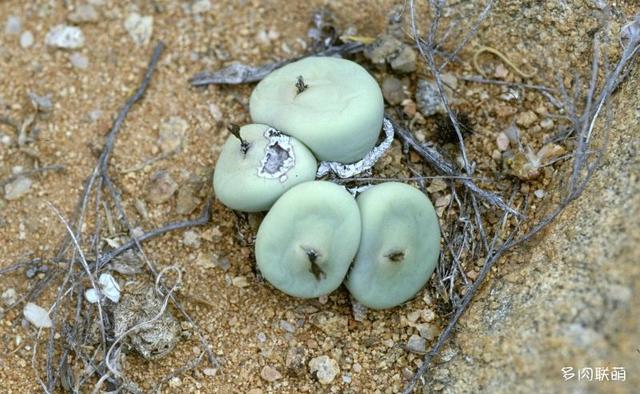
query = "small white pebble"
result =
(124, 13, 153, 46)
(1, 288, 17, 306)
(309, 355, 340, 385)
(89, 109, 102, 122)
(98, 273, 120, 303)
(496, 132, 510, 151)
(540, 118, 554, 130)
(232, 276, 249, 288)
(182, 230, 201, 248)
(534, 189, 545, 199)
(23, 303, 53, 328)
(131, 227, 144, 239)
(279, 320, 296, 333)
(208, 103, 222, 122)
(260, 365, 282, 382)
(45, 25, 85, 49)
(5, 16, 21, 35)
(407, 310, 421, 323)
(202, 368, 217, 377)
(406, 334, 426, 354)
(192, 0, 212, 14)
(494, 64, 509, 78)
(168, 377, 181, 388)
(20, 31, 34, 48)
(4, 177, 32, 200)
(69, 52, 89, 69)
(85, 273, 121, 304)
(351, 301, 368, 322)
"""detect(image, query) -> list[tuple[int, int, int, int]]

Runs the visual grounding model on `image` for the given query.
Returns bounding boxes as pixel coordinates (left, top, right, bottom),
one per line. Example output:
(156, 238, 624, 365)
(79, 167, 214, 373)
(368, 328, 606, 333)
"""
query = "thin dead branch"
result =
(189, 42, 363, 86)
(390, 115, 521, 217)
(0, 164, 65, 187)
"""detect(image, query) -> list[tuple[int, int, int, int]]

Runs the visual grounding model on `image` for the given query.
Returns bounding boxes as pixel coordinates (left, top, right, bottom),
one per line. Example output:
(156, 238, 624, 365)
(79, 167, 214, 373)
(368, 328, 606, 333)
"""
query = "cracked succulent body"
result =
(249, 56, 384, 163)
(213, 123, 317, 212)
(255, 181, 361, 298)
(346, 182, 441, 309)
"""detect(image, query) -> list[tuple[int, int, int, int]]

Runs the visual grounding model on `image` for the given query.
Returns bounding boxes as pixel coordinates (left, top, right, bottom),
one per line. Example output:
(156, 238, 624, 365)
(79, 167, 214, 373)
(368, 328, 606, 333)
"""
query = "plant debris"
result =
(113, 285, 180, 360)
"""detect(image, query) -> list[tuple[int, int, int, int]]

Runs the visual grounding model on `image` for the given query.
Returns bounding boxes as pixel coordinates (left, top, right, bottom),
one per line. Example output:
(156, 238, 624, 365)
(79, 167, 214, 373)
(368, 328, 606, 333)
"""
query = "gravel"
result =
(515, 110, 538, 128)
(364, 34, 417, 73)
(45, 24, 85, 49)
(124, 13, 153, 46)
(146, 170, 178, 204)
(69, 52, 89, 69)
(28, 92, 53, 112)
(308, 355, 339, 385)
(285, 346, 307, 376)
(19, 31, 33, 48)
(67, 4, 99, 24)
(1, 288, 17, 306)
(416, 79, 446, 117)
(182, 230, 201, 248)
(192, 0, 212, 14)
(4, 15, 21, 35)
(4, 177, 32, 200)
(406, 334, 426, 354)
(260, 365, 282, 382)
(159, 116, 187, 154)
(279, 320, 296, 333)
(23, 303, 53, 328)
(381, 76, 405, 105)
(496, 132, 510, 151)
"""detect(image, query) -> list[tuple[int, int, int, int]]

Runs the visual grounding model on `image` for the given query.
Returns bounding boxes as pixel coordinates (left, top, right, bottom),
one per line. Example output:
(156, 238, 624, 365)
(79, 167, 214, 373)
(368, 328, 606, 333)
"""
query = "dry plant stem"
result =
(407, 0, 511, 275)
(0, 257, 41, 275)
(410, 0, 472, 174)
(335, 175, 477, 184)
(472, 46, 537, 78)
(189, 42, 364, 86)
(95, 199, 212, 269)
(462, 75, 565, 109)
(436, 0, 495, 72)
(56, 42, 164, 259)
(460, 76, 556, 93)
(153, 352, 205, 393)
(35, 204, 107, 393)
(390, 116, 520, 217)
(0, 164, 65, 187)
(103, 180, 219, 372)
(99, 43, 165, 176)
